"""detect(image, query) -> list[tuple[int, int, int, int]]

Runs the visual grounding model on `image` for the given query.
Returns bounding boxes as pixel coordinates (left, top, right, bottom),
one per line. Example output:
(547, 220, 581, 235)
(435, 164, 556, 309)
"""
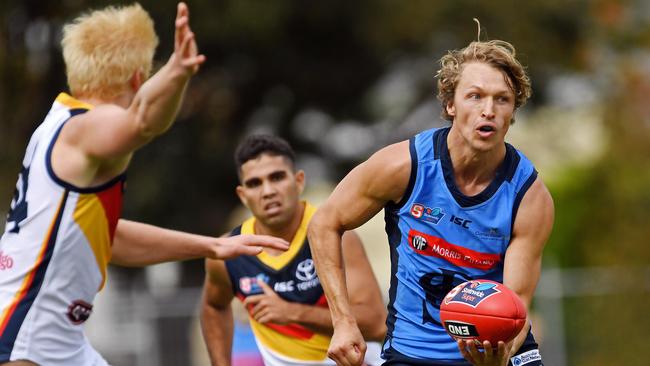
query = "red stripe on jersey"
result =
(407, 229, 501, 270)
(95, 181, 123, 243)
(238, 294, 316, 340)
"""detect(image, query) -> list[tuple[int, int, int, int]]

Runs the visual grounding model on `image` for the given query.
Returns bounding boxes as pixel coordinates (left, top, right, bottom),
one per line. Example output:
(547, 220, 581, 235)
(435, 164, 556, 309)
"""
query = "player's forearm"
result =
(288, 303, 334, 335)
(351, 303, 387, 342)
(200, 302, 234, 366)
(129, 55, 191, 139)
(307, 216, 355, 325)
(110, 219, 213, 266)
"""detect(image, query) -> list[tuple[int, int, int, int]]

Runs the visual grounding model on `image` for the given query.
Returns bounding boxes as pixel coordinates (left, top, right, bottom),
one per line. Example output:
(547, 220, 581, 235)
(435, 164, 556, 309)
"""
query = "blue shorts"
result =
(382, 333, 543, 366)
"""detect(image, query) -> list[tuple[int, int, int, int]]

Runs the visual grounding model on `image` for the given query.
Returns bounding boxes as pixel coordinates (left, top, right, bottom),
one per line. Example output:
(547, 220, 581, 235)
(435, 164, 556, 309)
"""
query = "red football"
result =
(440, 280, 526, 346)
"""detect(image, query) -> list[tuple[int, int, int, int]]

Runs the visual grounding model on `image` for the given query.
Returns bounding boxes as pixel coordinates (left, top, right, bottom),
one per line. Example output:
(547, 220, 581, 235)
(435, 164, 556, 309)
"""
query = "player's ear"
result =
(129, 69, 144, 92)
(295, 170, 306, 194)
(236, 185, 249, 208)
(446, 100, 456, 118)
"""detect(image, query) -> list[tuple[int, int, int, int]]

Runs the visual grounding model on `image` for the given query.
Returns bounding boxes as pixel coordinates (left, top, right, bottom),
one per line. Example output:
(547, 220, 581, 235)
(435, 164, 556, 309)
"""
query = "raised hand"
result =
(211, 234, 289, 259)
(173, 2, 205, 75)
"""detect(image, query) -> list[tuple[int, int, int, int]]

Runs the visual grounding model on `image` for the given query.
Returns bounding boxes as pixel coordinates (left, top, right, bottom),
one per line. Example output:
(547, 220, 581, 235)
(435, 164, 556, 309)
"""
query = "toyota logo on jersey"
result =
(295, 259, 317, 281)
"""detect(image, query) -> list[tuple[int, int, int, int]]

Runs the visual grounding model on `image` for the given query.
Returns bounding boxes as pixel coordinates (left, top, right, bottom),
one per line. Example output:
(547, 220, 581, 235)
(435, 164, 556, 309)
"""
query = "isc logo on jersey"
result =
(410, 204, 445, 224)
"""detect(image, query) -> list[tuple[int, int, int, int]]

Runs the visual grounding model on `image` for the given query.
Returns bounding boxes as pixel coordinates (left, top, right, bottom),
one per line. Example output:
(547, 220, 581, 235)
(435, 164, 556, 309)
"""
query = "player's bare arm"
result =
(110, 220, 289, 266)
(458, 178, 554, 366)
(502, 179, 554, 350)
(308, 140, 410, 366)
(243, 231, 386, 340)
(342, 231, 387, 342)
(200, 258, 236, 366)
(52, 2, 206, 188)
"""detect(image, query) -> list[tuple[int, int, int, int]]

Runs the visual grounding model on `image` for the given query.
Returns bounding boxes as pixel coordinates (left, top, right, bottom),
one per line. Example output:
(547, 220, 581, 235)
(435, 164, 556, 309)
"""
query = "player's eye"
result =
(269, 172, 287, 182)
(244, 179, 261, 188)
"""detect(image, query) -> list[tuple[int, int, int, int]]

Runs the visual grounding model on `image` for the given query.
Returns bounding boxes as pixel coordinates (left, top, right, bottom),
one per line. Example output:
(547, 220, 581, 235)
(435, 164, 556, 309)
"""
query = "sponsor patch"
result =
(444, 280, 501, 308)
(475, 227, 507, 241)
(239, 273, 269, 295)
(406, 229, 501, 270)
(295, 259, 317, 281)
(410, 204, 445, 224)
(510, 349, 542, 365)
(67, 300, 93, 324)
(0, 251, 14, 271)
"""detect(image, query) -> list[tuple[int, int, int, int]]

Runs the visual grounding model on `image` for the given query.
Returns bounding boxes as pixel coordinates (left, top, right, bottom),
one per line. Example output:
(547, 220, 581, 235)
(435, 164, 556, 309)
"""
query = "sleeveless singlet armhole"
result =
(45, 110, 126, 194)
(387, 136, 418, 211)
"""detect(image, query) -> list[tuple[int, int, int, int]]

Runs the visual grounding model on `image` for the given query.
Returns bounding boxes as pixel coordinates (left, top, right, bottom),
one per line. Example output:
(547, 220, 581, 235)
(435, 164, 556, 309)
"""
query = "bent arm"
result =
(308, 141, 410, 328)
(52, 4, 206, 188)
(503, 178, 554, 353)
(63, 3, 206, 162)
(284, 232, 387, 340)
(343, 231, 387, 341)
(200, 259, 235, 366)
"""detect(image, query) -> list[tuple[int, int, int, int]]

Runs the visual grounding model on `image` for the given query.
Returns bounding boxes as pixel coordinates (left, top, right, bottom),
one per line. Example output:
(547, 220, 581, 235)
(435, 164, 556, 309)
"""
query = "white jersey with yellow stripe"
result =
(0, 93, 123, 365)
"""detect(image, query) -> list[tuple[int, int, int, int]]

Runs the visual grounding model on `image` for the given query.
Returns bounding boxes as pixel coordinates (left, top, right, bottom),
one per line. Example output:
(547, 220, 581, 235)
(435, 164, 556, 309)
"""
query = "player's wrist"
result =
(285, 302, 303, 323)
(332, 315, 358, 328)
(166, 53, 196, 80)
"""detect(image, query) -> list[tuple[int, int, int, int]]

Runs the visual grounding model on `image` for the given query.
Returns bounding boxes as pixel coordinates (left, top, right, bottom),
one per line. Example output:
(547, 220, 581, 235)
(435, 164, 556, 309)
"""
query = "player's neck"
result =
(447, 131, 506, 196)
(255, 202, 305, 256)
(75, 90, 134, 109)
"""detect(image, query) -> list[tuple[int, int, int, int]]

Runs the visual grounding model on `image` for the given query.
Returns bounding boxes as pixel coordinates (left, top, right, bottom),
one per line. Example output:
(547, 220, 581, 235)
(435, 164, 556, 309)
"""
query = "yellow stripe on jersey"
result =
(73, 194, 111, 290)
(55, 93, 94, 110)
(241, 202, 316, 271)
(249, 316, 330, 361)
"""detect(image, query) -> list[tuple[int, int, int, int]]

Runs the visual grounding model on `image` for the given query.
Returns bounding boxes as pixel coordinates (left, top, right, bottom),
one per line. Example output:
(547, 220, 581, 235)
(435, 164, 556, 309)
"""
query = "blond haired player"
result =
(0, 3, 287, 365)
(309, 38, 554, 366)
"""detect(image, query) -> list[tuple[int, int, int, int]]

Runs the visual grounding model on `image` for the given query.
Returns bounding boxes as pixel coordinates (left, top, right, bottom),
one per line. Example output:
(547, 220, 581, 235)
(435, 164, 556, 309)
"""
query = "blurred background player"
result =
(308, 37, 554, 366)
(201, 134, 386, 366)
(0, 3, 287, 366)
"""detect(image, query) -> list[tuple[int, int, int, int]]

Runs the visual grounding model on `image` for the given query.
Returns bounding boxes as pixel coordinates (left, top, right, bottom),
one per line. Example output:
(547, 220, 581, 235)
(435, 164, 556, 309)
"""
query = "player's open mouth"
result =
(264, 202, 282, 213)
(476, 124, 496, 137)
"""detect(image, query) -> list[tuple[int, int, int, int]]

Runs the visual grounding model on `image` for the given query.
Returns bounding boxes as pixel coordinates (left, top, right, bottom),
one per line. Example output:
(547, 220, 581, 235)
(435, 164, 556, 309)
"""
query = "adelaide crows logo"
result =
(444, 281, 501, 308)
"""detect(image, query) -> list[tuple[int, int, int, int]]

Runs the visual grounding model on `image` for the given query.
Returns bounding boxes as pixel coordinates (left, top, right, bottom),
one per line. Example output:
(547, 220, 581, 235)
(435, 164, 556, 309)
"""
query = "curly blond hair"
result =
(436, 40, 531, 122)
(62, 3, 159, 100)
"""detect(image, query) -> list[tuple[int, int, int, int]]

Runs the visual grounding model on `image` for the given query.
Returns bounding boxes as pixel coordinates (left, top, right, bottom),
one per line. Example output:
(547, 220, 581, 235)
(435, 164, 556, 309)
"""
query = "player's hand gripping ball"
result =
(440, 280, 526, 346)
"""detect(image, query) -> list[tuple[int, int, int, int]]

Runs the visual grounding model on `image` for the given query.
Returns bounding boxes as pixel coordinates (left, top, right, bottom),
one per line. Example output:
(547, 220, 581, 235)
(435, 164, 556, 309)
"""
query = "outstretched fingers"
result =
(173, 2, 205, 73)
(241, 234, 289, 251)
(174, 3, 189, 50)
(177, 31, 205, 70)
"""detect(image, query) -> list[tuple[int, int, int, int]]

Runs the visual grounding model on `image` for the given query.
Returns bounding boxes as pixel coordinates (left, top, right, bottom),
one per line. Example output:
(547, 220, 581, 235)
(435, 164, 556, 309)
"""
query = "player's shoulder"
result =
(364, 140, 411, 179)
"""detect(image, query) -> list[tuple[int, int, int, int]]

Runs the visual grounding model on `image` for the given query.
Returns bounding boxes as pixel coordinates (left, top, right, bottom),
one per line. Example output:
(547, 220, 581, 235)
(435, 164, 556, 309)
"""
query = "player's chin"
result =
(471, 138, 500, 152)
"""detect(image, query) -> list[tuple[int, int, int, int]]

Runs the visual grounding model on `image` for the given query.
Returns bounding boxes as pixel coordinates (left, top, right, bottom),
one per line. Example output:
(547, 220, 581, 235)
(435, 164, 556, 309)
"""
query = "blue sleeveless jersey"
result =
(382, 127, 538, 363)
